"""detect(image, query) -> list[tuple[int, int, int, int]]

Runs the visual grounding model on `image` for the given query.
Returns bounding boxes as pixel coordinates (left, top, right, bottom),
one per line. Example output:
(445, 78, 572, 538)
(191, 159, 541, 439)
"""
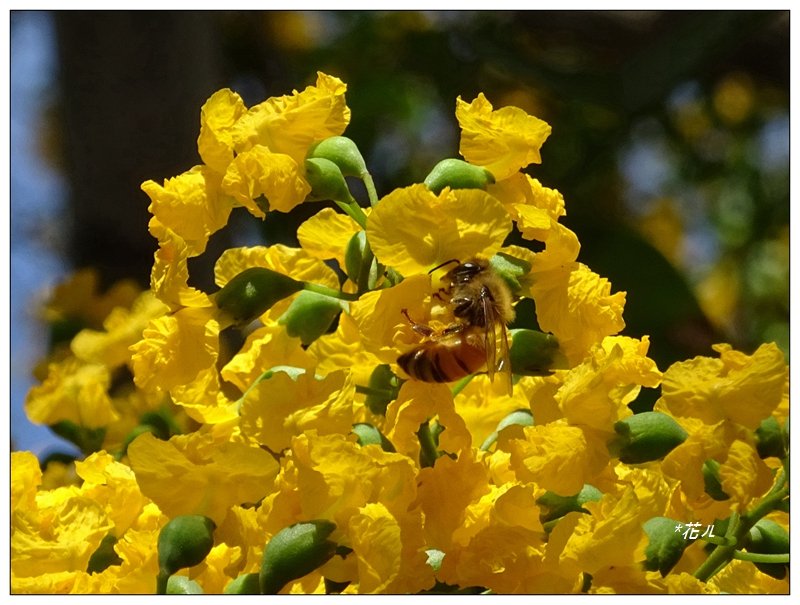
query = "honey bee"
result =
(397, 257, 516, 392)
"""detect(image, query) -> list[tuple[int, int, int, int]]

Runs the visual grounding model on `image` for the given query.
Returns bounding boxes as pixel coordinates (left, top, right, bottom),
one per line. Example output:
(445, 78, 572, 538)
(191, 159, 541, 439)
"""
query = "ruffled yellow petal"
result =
(127, 431, 278, 525)
(367, 183, 511, 276)
(708, 559, 789, 594)
(70, 291, 168, 369)
(297, 206, 361, 267)
(658, 342, 788, 430)
(556, 336, 661, 432)
(307, 312, 382, 378)
(214, 244, 340, 290)
(718, 439, 774, 509)
(239, 370, 355, 453)
(42, 268, 140, 328)
(532, 262, 626, 365)
(231, 71, 350, 164)
(198, 88, 247, 174)
(129, 306, 219, 396)
(490, 173, 566, 239)
(221, 322, 316, 393)
(506, 422, 610, 495)
(348, 502, 402, 593)
(148, 225, 213, 309)
(142, 166, 234, 256)
(221, 146, 311, 217)
(456, 93, 552, 181)
(25, 357, 117, 428)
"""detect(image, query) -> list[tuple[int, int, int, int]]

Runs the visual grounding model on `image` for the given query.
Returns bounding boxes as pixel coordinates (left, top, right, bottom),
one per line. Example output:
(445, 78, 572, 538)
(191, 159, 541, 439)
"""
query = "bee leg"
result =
(401, 309, 435, 337)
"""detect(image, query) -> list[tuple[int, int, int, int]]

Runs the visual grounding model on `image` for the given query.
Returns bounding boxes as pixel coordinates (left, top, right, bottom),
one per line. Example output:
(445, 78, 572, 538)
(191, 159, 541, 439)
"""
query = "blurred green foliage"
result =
(217, 10, 787, 371)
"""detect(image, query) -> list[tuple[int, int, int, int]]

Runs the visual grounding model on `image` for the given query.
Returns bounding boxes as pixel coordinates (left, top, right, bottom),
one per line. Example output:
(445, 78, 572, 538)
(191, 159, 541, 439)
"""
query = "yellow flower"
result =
(25, 356, 118, 428)
(230, 72, 350, 164)
(238, 369, 356, 453)
(559, 488, 649, 575)
(297, 206, 362, 268)
(148, 225, 214, 309)
(42, 268, 141, 330)
(556, 336, 661, 433)
(531, 261, 627, 365)
(141, 165, 234, 257)
(489, 172, 566, 239)
(70, 291, 168, 369)
(220, 321, 316, 394)
(656, 342, 788, 430)
(197, 88, 247, 174)
(367, 183, 511, 276)
(717, 439, 775, 509)
(129, 306, 220, 398)
(505, 421, 610, 495)
(384, 381, 472, 462)
(127, 430, 279, 526)
(456, 92, 552, 181)
(453, 374, 532, 447)
(707, 559, 788, 594)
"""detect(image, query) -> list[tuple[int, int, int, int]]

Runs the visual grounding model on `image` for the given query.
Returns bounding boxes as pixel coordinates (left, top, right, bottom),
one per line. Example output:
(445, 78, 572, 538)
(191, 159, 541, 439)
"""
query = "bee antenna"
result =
(429, 259, 460, 274)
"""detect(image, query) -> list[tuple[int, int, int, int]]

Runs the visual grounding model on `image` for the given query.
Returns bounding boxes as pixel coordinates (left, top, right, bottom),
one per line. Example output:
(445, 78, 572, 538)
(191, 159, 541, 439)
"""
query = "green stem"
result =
(732, 551, 790, 564)
(450, 374, 475, 397)
(303, 282, 359, 301)
(156, 570, 170, 595)
(694, 469, 789, 582)
(361, 171, 379, 207)
(417, 420, 440, 468)
(335, 198, 368, 230)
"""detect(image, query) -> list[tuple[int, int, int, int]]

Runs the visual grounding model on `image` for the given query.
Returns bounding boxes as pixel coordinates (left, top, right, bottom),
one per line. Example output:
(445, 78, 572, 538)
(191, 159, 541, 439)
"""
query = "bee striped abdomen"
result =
(397, 332, 486, 383)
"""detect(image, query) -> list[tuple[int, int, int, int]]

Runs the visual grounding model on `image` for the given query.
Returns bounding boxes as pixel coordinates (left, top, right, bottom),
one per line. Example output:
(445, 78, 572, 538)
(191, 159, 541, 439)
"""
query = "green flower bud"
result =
(608, 411, 688, 463)
(87, 534, 123, 574)
(305, 157, 356, 204)
(423, 158, 495, 194)
(307, 136, 368, 178)
(643, 517, 688, 576)
(352, 423, 396, 452)
(537, 484, 603, 524)
(702, 459, 730, 501)
(345, 230, 369, 284)
(746, 519, 789, 579)
(364, 364, 401, 416)
(224, 573, 261, 595)
(260, 520, 338, 594)
(214, 267, 304, 326)
(508, 329, 564, 376)
(489, 252, 531, 295)
(754, 416, 787, 459)
(277, 290, 345, 345)
(157, 515, 216, 578)
(166, 575, 204, 594)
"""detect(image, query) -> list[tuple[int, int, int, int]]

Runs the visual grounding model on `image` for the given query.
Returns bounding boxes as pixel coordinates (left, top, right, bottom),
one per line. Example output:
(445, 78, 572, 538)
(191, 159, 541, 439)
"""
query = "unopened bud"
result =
(166, 575, 204, 594)
(702, 459, 730, 501)
(754, 416, 787, 459)
(157, 515, 216, 578)
(508, 329, 564, 376)
(424, 158, 495, 194)
(305, 157, 356, 204)
(352, 423, 396, 452)
(746, 519, 789, 579)
(259, 520, 338, 594)
(224, 573, 260, 594)
(277, 291, 345, 345)
(608, 411, 688, 463)
(307, 136, 368, 178)
(214, 267, 303, 326)
(643, 517, 688, 576)
(364, 364, 401, 416)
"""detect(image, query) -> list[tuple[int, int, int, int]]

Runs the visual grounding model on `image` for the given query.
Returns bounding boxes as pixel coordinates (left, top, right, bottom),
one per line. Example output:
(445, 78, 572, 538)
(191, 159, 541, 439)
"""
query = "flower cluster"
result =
(12, 72, 789, 594)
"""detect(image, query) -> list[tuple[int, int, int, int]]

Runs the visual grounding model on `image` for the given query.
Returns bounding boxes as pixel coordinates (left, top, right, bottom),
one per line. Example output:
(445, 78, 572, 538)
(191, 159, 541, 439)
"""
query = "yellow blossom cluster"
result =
(12, 72, 789, 594)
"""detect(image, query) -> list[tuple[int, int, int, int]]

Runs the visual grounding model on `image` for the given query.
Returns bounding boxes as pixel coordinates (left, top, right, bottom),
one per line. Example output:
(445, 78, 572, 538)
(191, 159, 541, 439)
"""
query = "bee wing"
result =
(481, 287, 498, 382)
(480, 285, 513, 395)
(497, 320, 513, 396)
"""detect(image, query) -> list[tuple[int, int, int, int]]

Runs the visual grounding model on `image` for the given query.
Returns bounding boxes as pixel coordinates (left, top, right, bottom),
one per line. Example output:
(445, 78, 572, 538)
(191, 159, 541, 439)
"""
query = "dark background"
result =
(9, 10, 790, 453)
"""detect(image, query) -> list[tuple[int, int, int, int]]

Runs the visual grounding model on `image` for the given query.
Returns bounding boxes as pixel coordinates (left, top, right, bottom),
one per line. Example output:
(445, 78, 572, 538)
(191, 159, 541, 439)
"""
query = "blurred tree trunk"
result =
(55, 11, 227, 290)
